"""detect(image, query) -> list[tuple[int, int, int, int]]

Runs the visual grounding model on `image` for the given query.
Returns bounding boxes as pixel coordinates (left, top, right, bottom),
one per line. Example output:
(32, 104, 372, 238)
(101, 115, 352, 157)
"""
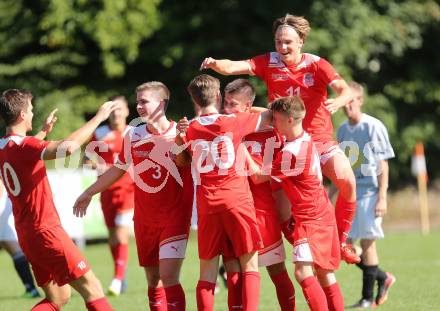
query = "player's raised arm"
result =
(34, 108, 58, 140)
(200, 57, 252, 76)
(42, 101, 118, 160)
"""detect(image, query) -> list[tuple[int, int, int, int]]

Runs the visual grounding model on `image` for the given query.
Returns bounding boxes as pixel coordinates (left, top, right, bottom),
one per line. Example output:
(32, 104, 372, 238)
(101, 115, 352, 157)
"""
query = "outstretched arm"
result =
(325, 80, 353, 114)
(200, 57, 252, 76)
(73, 165, 126, 217)
(42, 101, 117, 160)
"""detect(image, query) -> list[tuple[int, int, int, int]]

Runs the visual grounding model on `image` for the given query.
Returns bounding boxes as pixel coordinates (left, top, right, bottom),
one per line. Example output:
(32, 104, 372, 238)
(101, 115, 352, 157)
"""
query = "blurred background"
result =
(0, 0, 439, 230)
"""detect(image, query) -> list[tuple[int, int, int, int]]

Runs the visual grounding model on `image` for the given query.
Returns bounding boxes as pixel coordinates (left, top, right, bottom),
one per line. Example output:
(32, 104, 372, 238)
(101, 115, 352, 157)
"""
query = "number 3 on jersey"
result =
(286, 86, 301, 97)
(0, 162, 21, 196)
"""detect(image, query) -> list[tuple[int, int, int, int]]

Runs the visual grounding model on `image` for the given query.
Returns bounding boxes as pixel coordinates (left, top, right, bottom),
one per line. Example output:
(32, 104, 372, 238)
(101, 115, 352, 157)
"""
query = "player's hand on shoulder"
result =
(96, 101, 118, 122)
(73, 191, 93, 218)
(177, 117, 189, 134)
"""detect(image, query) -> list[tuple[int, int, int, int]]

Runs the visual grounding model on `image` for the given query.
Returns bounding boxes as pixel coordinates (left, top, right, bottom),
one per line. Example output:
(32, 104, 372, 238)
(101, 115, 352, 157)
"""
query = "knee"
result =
(160, 271, 179, 287)
(294, 268, 307, 283)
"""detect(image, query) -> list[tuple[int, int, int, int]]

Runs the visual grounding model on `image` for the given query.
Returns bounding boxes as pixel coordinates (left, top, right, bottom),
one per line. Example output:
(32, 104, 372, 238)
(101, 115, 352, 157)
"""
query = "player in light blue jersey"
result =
(337, 81, 396, 308)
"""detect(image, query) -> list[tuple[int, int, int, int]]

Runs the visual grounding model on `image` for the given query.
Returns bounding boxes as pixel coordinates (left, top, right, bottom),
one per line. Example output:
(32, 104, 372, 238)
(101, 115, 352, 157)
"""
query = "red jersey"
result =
(186, 112, 261, 215)
(0, 135, 60, 232)
(117, 122, 193, 226)
(89, 125, 133, 190)
(271, 131, 334, 224)
(245, 128, 282, 214)
(248, 52, 341, 143)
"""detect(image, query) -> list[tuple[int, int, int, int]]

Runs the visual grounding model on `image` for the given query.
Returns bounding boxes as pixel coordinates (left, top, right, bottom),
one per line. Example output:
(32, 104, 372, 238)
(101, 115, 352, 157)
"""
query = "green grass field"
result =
(1, 230, 439, 310)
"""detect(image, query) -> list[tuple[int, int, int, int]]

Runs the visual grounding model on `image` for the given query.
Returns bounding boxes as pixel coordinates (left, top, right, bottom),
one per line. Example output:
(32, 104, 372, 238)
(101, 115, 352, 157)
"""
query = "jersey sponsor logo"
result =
(303, 73, 315, 87)
(271, 73, 290, 81)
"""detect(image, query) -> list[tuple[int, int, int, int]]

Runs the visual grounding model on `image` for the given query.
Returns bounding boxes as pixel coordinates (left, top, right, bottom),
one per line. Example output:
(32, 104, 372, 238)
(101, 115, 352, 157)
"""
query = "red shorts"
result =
(257, 211, 285, 266)
(18, 225, 90, 287)
(134, 221, 190, 267)
(198, 205, 263, 260)
(292, 221, 340, 271)
(100, 185, 134, 228)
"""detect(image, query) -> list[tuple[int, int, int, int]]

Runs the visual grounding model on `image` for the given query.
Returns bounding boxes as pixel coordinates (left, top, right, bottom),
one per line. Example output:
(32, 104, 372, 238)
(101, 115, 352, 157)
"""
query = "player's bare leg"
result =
(70, 270, 114, 310)
(145, 266, 166, 311)
(294, 262, 328, 311)
(197, 256, 220, 310)
(267, 262, 296, 311)
(160, 258, 186, 311)
(316, 269, 344, 311)
(107, 222, 130, 295)
(322, 153, 360, 264)
(224, 258, 242, 310)
(238, 251, 259, 311)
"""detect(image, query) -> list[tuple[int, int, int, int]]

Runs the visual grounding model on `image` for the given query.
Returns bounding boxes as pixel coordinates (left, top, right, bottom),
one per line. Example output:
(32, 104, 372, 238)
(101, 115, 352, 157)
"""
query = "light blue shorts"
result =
(349, 193, 384, 240)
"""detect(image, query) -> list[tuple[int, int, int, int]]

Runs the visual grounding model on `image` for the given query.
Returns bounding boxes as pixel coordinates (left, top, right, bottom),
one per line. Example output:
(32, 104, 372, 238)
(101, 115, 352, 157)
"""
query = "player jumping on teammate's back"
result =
(200, 13, 359, 265)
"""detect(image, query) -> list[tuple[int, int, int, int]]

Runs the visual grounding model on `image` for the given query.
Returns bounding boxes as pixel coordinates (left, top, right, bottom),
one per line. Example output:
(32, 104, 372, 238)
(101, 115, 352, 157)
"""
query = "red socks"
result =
(196, 280, 216, 311)
(335, 196, 356, 244)
(226, 272, 242, 310)
(242, 271, 260, 311)
(148, 287, 167, 311)
(270, 270, 296, 311)
(86, 297, 115, 311)
(300, 276, 328, 311)
(31, 299, 60, 311)
(165, 284, 186, 311)
(323, 283, 344, 311)
(110, 243, 129, 280)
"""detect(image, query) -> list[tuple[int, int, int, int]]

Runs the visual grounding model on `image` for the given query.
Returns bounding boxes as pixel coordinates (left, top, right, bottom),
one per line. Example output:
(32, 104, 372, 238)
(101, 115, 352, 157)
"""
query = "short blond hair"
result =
(187, 74, 220, 107)
(273, 14, 311, 42)
(270, 96, 305, 121)
(136, 81, 170, 101)
(347, 81, 364, 95)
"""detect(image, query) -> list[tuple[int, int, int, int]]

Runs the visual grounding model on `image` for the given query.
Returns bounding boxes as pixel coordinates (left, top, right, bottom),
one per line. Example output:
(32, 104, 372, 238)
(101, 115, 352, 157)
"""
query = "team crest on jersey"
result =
(303, 73, 314, 87)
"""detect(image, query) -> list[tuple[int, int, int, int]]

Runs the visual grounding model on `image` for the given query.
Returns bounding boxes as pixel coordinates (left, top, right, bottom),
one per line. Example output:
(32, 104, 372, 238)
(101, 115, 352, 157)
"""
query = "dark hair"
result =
(187, 74, 220, 108)
(224, 79, 256, 103)
(0, 89, 33, 126)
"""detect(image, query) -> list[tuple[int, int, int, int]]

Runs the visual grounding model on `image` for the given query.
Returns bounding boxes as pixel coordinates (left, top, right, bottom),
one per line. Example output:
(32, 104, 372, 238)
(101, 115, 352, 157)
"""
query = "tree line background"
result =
(1, 0, 439, 187)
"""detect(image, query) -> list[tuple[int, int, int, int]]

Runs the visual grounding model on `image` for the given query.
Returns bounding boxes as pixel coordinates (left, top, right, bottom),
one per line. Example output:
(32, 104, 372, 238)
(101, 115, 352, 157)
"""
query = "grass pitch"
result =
(0, 230, 438, 310)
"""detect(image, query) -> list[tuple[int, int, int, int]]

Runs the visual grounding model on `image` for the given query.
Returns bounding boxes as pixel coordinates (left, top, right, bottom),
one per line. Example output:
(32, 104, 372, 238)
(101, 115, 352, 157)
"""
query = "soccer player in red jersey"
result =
(221, 79, 295, 311)
(74, 82, 193, 311)
(249, 96, 344, 311)
(0, 89, 116, 311)
(177, 74, 272, 311)
(85, 95, 134, 295)
(200, 13, 359, 264)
